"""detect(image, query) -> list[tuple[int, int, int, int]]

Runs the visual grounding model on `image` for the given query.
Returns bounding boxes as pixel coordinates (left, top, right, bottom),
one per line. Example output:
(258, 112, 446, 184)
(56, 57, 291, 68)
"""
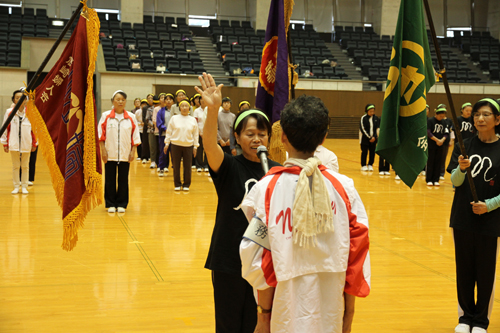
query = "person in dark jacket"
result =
(359, 104, 380, 171)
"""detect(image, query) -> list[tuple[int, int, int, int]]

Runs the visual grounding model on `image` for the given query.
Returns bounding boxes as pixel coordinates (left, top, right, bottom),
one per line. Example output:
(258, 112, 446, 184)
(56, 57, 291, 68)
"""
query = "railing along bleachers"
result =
(212, 20, 347, 80)
(100, 15, 205, 74)
(0, 7, 49, 67)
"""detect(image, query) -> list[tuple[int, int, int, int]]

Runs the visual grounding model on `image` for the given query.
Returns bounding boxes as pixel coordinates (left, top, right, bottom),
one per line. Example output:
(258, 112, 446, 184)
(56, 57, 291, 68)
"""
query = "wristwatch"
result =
(257, 305, 272, 314)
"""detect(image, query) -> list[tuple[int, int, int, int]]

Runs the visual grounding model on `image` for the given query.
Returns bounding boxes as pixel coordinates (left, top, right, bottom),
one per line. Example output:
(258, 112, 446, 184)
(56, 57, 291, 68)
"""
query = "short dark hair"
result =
(233, 109, 272, 137)
(11, 89, 23, 103)
(281, 95, 329, 153)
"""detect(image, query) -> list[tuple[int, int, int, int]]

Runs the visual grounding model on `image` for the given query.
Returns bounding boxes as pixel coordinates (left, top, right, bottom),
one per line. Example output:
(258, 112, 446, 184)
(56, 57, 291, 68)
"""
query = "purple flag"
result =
(255, 0, 291, 124)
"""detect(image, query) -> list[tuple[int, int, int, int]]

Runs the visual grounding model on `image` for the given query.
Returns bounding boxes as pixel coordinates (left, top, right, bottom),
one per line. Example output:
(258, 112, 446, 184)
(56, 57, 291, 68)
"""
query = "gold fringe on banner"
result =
(62, 1, 103, 251)
(26, 91, 66, 208)
(26, 0, 102, 251)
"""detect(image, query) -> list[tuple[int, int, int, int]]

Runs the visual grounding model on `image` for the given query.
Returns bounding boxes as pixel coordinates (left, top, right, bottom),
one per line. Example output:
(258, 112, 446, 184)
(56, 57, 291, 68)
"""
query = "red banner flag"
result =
(26, 4, 102, 251)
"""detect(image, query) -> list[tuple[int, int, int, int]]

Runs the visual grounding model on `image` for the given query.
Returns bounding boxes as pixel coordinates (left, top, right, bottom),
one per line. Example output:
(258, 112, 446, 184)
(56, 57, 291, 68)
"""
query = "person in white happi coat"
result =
(1, 89, 37, 194)
(240, 95, 371, 333)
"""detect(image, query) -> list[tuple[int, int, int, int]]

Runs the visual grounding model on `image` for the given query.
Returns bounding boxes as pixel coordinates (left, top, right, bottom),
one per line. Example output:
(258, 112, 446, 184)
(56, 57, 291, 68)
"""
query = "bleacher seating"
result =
(455, 30, 500, 82)
(209, 20, 345, 79)
(0, 6, 50, 67)
(100, 15, 206, 74)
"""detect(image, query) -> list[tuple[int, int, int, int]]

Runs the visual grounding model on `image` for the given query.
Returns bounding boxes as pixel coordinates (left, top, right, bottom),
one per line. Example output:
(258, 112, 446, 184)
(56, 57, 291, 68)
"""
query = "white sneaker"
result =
(204, 168, 209, 172)
(28, 181, 34, 186)
(197, 168, 202, 172)
(434, 182, 440, 186)
(427, 182, 433, 186)
(117, 207, 126, 213)
(157, 167, 161, 172)
(142, 159, 147, 164)
(367, 165, 373, 171)
(150, 162, 156, 169)
(440, 176, 445, 180)
(136, 157, 141, 161)
(420, 171, 426, 176)
(379, 171, 384, 175)
(361, 166, 368, 171)
(471, 327, 486, 333)
(164, 168, 169, 172)
(384, 171, 390, 175)
(11, 187, 19, 194)
(183, 187, 189, 191)
(21, 187, 28, 194)
(158, 170, 164, 177)
(108, 207, 116, 213)
(191, 165, 196, 169)
(455, 324, 470, 333)
(174, 187, 181, 191)
(395, 175, 400, 180)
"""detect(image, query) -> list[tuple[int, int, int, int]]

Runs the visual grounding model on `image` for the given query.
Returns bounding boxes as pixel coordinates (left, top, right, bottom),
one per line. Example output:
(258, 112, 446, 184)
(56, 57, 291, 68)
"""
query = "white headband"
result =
(112, 90, 125, 100)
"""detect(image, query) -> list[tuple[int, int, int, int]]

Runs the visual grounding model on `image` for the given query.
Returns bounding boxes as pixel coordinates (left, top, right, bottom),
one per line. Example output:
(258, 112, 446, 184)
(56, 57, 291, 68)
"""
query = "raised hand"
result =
(194, 73, 223, 109)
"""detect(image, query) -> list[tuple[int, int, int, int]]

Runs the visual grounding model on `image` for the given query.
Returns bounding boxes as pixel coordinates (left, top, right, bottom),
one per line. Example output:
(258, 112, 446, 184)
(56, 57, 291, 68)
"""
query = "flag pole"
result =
(286, 30, 295, 100)
(0, 1, 85, 139)
(422, 0, 478, 202)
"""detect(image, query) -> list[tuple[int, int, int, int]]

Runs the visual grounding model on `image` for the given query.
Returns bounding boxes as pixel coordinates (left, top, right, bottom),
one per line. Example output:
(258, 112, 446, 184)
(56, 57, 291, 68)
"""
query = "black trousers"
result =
(195, 136, 208, 168)
(440, 143, 450, 176)
(140, 131, 150, 160)
(104, 161, 130, 208)
(137, 143, 142, 159)
(170, 144, 193, 188)
(454, 228, 498, 329)
(379, 156, 390, 172)
(360, 142, 376, 167)
(426, 147, 443, 183)
(212, 270, 257, 333)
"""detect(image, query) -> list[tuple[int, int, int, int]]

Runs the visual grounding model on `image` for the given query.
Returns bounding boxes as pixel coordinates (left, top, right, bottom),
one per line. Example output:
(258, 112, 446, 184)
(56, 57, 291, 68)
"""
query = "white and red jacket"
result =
(1, 106, 37, 153)
(98, 109, 141, 162)
(240, 165, 370, 333)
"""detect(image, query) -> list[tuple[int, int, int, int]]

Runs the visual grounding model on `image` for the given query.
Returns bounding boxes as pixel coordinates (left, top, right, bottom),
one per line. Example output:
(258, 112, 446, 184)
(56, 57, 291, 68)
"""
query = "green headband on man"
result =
(234, 110, 269, 130)
(479, 98, 500, 113)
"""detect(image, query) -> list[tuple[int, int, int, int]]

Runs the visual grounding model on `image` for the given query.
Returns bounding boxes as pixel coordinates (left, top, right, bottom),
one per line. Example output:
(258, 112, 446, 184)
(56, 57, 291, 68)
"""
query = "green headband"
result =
(234, 110, 269, 130)
(436, 107, 447, 113)
(479, 98, 500, 113)
(426, 104, 429, 108)
(462, 102, 472, 109)
(366, 104, 375, 111)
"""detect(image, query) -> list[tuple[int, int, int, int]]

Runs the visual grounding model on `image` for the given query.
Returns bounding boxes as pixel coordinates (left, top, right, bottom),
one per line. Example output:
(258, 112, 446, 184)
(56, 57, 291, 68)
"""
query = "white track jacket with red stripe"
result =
(240, 165, 370, 333)
(98, 109, 141, 162)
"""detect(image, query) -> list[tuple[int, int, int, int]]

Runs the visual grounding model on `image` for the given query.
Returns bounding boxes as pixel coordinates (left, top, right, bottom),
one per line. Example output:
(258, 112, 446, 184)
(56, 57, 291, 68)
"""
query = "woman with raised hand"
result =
(195, 73, 280, 333)
(448, 98, 500, 333)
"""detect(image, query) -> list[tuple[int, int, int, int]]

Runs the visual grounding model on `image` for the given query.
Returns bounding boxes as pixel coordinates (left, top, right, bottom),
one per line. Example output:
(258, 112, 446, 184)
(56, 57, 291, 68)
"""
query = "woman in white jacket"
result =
(98, 90, 141, 213)
(1, 89, 37, 194)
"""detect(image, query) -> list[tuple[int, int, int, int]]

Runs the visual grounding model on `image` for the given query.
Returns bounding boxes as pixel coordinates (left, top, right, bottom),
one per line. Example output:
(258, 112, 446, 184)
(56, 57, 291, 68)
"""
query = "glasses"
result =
(473, 112, 494, 118)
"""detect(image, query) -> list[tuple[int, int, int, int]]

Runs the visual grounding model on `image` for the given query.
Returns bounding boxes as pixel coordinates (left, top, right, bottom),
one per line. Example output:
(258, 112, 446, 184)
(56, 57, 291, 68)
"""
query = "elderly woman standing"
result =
(98, 90, 141, 214)
(449, 98, 500, 333)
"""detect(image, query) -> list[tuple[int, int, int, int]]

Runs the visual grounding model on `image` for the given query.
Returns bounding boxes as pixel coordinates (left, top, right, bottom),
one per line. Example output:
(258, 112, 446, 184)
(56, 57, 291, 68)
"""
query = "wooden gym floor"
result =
(1, 138, 499, 332)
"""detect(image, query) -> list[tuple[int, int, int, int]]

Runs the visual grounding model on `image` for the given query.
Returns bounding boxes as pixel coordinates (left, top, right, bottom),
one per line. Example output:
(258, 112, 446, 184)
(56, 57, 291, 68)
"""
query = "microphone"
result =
(257, 145, 269, 174)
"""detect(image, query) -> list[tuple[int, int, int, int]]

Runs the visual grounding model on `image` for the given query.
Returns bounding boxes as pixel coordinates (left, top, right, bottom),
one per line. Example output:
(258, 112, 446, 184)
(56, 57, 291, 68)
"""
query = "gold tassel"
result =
(269, 121, 287, 165)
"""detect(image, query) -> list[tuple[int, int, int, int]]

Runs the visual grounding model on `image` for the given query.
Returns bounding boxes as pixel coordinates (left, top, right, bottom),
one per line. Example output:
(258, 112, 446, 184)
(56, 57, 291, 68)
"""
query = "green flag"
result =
(376, 0, 435, 188)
